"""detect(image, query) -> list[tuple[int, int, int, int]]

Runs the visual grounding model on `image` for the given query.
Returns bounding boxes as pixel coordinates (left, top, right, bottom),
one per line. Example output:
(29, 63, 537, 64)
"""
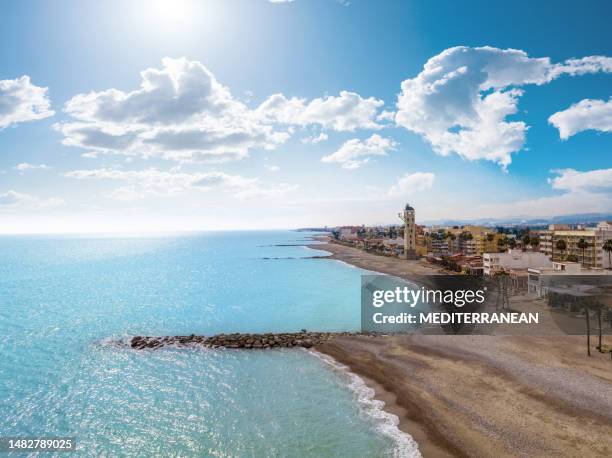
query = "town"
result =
(328, 203, 612, 294)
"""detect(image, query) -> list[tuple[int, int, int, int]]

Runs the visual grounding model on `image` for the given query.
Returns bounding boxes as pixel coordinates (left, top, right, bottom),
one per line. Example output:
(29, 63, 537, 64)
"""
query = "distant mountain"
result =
(419, 213, 612, 227)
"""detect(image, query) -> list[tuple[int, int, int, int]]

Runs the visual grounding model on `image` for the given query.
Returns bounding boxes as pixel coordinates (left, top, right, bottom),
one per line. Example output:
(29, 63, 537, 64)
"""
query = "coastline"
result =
(310, 238, 612, 457)
(316, 334, 612, 457)
(307, 237, 445, 288)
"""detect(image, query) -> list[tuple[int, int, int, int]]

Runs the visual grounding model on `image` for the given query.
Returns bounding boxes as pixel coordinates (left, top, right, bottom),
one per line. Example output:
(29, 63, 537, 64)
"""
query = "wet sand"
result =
(311, 238, 612, 457)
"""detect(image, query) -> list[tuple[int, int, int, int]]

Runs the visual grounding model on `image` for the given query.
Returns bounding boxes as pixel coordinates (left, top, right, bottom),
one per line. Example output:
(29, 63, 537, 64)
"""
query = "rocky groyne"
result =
(129, 331, 375, 350)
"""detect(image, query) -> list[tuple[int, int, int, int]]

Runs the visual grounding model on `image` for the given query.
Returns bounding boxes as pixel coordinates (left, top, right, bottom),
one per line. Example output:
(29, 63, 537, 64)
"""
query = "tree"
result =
(508, 238, 517, 250)
(522, 234, 531, 251)
(497, 236, 508, 252)
(459, 231, 473, 241)
(577, 238, 589, 267)
(567, 254, 579, 262)
(486, 233, 495, 242)
(530, 235, 540, 252)
(603, 239, 612, 269)
(556, 239, 567, 260)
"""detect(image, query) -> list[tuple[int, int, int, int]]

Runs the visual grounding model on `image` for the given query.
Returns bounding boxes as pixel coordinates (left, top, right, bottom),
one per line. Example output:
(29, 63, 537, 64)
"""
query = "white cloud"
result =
(65, 168, 296, 201)
(0, 190, 63, 208)
(0, 76, 54, 129)
(548, 98, 612, 139)
(460, 168, 612, 220)
(548, 168, 612, 193)
(13, 162, 50, 171)
(387, 172, 435, 197)
(264, 164, 280, 172)
(395, 46, 612, 168)
(56, 57, 290, 163)
(301, 132, 328, 144)
(321, 134, 396, 169)
(257, 91, 384, 131)
(57, 58, 382, 163)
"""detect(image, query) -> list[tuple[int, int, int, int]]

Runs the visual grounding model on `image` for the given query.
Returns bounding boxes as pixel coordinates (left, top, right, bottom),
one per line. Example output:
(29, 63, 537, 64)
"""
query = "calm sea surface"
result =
(0, 231, 419, 457)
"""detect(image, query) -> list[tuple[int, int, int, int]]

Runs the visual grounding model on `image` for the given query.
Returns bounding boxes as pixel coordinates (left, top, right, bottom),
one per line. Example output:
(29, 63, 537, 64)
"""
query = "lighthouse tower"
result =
(398, 203, 417, 260)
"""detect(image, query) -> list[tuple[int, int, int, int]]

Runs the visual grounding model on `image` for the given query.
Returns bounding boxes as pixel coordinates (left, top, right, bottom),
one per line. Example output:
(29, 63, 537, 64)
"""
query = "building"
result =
(483, 250, 551, 276)
(338, 226, 361, 242)
(596, 221, 612, 269)
(527, 261, 612, 297)
(399, 203, 417, 259)
(552, 230, 599, 268)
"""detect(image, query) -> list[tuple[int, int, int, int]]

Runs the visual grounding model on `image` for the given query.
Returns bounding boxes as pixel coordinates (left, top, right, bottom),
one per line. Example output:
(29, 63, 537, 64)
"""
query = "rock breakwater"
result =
(129, 331, 373, 350)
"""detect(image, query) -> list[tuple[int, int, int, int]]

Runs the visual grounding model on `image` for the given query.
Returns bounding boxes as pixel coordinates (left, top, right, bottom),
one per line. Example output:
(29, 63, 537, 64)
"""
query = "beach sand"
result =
(312, 238, 612, 457)
(317, 335, 612, 457)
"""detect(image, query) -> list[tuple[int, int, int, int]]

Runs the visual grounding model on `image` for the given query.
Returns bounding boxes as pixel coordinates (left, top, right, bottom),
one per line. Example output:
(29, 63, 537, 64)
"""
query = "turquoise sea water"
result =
(0, 231, 418, 457)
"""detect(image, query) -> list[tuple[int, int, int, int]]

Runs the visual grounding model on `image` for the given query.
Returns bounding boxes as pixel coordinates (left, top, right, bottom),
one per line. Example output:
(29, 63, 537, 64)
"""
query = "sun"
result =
(149, 0, 195, 27)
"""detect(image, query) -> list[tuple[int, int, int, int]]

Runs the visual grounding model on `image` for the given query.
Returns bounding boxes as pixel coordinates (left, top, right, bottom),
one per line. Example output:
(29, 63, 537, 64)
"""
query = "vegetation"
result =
(555, 239, 567, 260)
(603, 239, 612, 269)
(577, 238, 590, 266)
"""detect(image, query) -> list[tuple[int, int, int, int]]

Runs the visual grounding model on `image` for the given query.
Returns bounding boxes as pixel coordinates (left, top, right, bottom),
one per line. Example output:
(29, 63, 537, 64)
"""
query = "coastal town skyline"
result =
(1, 0, 611, 233)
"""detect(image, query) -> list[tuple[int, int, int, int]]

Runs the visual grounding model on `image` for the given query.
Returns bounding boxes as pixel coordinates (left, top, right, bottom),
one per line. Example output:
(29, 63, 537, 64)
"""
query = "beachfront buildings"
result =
(331, 207, 612, 275)
(532, 222, 612, 269)
(527, 261, 612, 297)
(483, 251, 551, 276)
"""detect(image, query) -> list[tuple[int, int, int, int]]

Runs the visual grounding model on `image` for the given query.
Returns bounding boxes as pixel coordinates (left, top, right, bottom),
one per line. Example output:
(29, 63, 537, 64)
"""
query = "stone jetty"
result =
(129, 331, 372, 350)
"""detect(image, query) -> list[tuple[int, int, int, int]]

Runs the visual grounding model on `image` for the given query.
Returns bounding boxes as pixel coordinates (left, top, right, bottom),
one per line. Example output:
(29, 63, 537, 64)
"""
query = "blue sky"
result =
(0, 0, 611, 233)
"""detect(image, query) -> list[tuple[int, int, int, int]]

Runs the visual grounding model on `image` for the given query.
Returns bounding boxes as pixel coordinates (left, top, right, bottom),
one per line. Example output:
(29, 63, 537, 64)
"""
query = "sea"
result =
(0, 231, 420, 457)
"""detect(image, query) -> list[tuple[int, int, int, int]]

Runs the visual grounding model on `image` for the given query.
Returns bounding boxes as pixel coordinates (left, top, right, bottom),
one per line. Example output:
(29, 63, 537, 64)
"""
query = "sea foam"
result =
(308, 350, 422, 458)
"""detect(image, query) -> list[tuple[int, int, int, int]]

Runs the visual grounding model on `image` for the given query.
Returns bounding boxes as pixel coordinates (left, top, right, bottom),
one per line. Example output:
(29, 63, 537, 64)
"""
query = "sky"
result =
(0, 0, 611, 233)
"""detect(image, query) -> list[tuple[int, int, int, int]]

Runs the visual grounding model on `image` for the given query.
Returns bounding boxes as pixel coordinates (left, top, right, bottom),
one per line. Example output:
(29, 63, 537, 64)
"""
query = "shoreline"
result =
(306, 237, 446, 289)
(309, 238, 612, 457)
(316, 334, 612, 457)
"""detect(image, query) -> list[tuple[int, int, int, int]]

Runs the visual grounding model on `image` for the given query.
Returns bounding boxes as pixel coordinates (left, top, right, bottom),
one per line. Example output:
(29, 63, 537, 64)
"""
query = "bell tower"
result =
(398, 203, 417, 260)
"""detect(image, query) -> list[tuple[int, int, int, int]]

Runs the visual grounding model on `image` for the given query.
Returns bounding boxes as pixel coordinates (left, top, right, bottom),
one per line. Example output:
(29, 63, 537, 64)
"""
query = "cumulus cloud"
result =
(548, 98, 612, 139)
(257, 91, 384, 131)
(56, 58, 290, 162)
(0, 190, 63, 208)
(0, 76, 54, 129)
(387, 172, 435, 197)
(56, 58, 382, 163)
(548, 168, 612, 193)
(395, 46, 612, 168)
(65, 168, 296, 201)
(321, 134, 396, 169)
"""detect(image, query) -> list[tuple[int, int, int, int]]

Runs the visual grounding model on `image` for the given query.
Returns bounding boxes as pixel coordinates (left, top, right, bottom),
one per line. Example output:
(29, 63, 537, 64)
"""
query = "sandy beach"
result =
(309, 238, 446, 283)
(312, 238, 612, 457)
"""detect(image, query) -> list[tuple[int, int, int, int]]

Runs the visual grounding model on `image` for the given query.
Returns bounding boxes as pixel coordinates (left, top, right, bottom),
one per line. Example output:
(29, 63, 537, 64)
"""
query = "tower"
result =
(398, 203, 417, 260)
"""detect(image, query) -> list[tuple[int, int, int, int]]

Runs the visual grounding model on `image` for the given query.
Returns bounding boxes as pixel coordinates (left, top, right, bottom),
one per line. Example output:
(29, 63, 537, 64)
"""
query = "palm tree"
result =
(497, 236, 508, 252)
(567, 254, 578, 262)
(603, 239, 612, 269)
(522, 234, 531, 251)
(530, 235, 540, 252)
(577, 238, 589, 267)
(555, 239, 567, 261)
(508, 238, 517, 250)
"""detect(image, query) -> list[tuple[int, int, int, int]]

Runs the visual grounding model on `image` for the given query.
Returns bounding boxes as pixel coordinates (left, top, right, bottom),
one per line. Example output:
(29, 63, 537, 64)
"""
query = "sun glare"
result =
(149, 0, 195, 28)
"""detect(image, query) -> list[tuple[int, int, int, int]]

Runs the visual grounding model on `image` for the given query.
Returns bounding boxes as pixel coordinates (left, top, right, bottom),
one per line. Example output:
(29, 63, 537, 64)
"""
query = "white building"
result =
(527, 261, 612, 297)
(483, 250, 551, 276)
